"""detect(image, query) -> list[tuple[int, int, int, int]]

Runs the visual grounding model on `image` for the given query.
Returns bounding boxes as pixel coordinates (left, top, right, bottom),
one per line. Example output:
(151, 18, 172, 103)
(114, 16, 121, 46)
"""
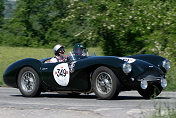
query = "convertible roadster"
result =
(3, 51, 171, 99)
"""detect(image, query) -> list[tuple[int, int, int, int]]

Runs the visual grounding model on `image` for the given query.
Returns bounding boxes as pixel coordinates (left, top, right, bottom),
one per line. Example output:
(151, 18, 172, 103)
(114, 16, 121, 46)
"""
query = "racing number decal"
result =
(53, 63, 70, 86)
(56, 68, 67, 77)
(119, 57, 136, 63)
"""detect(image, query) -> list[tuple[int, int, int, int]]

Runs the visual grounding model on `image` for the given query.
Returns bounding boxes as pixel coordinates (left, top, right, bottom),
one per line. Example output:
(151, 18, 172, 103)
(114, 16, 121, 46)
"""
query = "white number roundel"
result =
(118, 57, 136, 63)
(53, 63, 70, 86)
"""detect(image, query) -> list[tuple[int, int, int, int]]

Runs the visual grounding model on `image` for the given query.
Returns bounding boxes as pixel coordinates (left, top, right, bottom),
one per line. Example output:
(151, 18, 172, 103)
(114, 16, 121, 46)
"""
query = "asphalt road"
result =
(0, 87, 176, 118)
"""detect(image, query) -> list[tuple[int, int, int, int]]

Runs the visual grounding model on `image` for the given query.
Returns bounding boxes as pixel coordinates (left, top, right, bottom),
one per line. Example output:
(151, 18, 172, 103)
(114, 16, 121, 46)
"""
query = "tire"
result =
(18, 67, 41, 97)
(91, 66, 121, 100)
(137, 83, 163, 99)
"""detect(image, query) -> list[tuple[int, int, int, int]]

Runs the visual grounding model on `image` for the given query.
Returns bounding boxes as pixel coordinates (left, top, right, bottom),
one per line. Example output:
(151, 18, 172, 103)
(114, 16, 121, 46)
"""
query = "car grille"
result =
(137, 71, 164, 81)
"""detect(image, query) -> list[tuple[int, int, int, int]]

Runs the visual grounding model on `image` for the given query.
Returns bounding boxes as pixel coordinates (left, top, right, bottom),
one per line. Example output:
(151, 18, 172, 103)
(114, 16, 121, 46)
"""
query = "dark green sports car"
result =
(3, 52, 171, 99)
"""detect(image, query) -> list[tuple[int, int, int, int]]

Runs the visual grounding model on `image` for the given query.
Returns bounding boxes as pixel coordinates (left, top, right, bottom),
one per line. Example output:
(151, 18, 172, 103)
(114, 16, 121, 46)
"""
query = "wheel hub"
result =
(96, 72, 112, 94)
(21, 71, 35, 92)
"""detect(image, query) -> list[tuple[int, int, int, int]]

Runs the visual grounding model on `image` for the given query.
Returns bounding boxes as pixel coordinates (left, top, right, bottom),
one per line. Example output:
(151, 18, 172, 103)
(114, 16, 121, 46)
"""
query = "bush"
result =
(88, 0, 176, 57)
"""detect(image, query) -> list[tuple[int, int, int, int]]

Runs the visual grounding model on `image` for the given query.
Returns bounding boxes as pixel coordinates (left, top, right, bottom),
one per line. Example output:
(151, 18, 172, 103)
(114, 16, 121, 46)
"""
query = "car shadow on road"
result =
(115, 96, 170, 100)
(11, 93, 97, 99)
(11, 94, 171, 100)
(40, 93, 97, 99)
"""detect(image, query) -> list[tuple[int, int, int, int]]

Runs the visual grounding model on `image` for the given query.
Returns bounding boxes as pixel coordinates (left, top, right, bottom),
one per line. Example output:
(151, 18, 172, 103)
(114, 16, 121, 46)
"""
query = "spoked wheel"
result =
(18, 67, 41, 97)
(137, 83, 163, 99)
(96, 72, 113, 95)
(92, 66, 121, 100)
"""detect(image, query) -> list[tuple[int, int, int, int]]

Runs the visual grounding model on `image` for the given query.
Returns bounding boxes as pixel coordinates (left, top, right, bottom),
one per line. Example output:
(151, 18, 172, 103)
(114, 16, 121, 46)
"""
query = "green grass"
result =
(152, 110, 176, 118)
(0, 46, 103, 86)
(152, 103, 176, 118)
(164, 65, 176, 91)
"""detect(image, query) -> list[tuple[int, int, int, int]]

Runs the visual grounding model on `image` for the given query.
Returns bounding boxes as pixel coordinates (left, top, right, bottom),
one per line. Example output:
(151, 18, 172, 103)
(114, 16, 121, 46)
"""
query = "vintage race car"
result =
(3, 52, 171, 99)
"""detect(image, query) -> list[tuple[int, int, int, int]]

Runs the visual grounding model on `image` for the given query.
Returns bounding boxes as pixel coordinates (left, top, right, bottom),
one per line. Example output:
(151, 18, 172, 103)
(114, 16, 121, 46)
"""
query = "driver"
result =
(73, 43, 87, 56)
(46, 44, 69, 63)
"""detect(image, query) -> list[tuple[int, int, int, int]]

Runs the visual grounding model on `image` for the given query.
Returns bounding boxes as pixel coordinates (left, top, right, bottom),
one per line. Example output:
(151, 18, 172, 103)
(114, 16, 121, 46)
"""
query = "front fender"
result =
(128, 54, 166, 72)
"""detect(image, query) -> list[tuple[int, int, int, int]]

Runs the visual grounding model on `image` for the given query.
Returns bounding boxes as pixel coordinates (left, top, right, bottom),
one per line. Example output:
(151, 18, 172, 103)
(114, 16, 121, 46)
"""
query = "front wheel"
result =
(92, 66, 121, 100)
(137, 83, 163, 99)
(18, 67, 41, 97)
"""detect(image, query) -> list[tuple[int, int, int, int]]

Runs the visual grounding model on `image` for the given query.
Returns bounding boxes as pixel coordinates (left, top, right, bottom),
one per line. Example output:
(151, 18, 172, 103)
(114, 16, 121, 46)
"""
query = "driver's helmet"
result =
(53, 44, 65, 56)
(73, 43, 85, 55)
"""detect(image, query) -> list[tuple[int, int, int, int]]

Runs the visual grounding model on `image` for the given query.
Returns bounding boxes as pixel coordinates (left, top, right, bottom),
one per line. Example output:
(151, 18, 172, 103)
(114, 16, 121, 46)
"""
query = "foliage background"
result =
(0, 0, 176, 90)
(0, 0, 175, 57)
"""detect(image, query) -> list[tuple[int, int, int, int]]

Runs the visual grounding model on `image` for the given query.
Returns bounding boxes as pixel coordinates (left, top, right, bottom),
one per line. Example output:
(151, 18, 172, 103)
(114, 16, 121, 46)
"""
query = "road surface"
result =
(0, 87, 176, 118)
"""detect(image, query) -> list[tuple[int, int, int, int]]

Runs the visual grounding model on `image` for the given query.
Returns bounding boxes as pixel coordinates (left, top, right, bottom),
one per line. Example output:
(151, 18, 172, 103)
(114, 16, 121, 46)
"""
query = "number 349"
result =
(57, 69, 66, 77)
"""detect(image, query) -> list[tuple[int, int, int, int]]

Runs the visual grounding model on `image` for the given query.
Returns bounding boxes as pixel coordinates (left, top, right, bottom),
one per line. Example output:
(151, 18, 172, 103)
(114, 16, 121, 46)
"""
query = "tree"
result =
(87, 0, 176, 57)
(0, 0, 4, 44)
(0, 0, 4, 28)
(32, 0, 70, 47)
(6, 0, 70, 47)
(46, 0, 101, 47)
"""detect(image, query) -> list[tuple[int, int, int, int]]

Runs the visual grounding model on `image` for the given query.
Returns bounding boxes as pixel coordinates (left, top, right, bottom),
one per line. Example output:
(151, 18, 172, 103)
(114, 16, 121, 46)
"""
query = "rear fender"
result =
(3, 58, 42, 88)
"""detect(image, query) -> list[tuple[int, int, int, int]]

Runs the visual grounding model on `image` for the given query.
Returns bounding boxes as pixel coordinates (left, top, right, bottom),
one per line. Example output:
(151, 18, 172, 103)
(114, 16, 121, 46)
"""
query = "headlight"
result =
(122, 63, 132, 74)
(161, 78, 167, 88)
(162, 59, 171, 71)
(140, 80, 148, 89)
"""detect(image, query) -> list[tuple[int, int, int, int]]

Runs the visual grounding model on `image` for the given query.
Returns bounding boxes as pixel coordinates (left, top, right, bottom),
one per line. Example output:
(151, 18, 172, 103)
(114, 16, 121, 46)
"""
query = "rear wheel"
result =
(18, 67, 41, 97)
(137, 83, 163, 99)
(92, 66, 121, 100)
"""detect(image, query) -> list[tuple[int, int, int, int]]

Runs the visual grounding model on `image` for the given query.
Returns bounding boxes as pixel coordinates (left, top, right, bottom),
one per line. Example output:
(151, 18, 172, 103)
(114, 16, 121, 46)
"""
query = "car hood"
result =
(122, 57, 164, 77)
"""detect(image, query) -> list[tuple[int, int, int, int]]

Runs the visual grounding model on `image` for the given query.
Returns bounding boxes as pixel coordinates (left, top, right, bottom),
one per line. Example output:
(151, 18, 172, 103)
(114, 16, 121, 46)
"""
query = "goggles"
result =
(58, 47, 65, 54)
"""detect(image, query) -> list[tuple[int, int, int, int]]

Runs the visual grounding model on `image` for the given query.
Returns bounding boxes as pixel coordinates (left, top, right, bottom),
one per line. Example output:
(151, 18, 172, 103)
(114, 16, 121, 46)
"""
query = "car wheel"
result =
(137, 83, 163, 99)
(18, 67, 41, 97)
(92, 66, 121, 100)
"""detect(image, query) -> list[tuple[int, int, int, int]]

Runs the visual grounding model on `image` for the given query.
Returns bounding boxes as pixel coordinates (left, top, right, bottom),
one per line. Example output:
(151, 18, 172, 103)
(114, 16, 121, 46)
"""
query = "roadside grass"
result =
(152, 109, 176, 118)
(164, 63, 176, 91)
(152, 103, 176, 118)
(0, 46, 103, 86)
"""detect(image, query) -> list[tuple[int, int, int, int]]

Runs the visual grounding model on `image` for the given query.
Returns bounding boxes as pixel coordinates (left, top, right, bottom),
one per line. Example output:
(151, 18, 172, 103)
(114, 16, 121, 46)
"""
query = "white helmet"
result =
(53, 44, 64, 55)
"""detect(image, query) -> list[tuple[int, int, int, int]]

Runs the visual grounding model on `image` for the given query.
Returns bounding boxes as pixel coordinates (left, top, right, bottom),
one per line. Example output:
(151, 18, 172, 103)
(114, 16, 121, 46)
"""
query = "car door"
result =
(41, 59, 91, 91)
(41, 62, 71, 90)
